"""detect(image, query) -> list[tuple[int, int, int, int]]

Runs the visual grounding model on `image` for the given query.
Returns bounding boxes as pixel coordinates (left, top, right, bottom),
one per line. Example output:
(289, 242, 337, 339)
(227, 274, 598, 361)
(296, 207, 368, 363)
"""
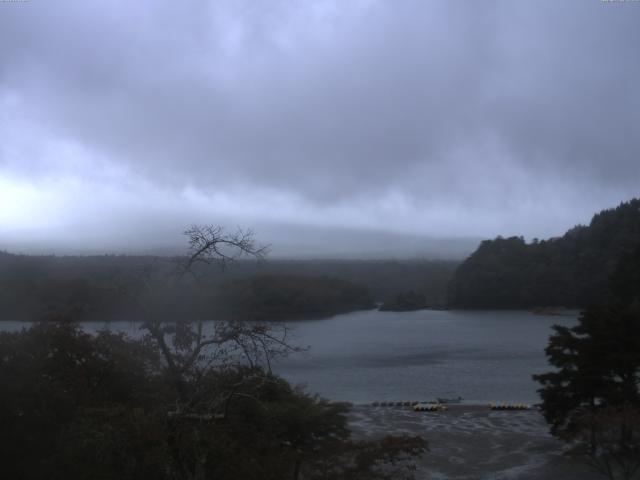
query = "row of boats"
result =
(489, 403, 531, 410)
(413, 403, 448, 412)
(371, 398, 532, 411)
(372, 397, 463, 407)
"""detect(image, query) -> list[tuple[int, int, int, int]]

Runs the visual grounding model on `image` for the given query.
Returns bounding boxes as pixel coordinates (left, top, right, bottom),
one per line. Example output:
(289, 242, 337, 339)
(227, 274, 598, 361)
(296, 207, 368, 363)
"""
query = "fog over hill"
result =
(1, 221, 479, 260)
(260, 224, 479, 260)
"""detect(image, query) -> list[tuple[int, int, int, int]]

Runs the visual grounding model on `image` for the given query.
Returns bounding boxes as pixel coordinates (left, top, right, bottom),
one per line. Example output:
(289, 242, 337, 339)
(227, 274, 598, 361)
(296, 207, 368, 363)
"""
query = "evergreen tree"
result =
(534, 244, 640, 477)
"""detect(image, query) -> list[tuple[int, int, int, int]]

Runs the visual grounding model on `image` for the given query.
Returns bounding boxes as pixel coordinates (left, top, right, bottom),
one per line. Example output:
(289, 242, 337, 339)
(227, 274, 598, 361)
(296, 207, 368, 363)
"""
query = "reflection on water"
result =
(0, 309, 577, 404)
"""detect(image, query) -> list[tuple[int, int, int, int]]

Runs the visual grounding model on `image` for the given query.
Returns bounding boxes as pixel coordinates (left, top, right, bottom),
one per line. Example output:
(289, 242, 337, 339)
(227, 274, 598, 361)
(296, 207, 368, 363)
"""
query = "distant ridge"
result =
(0, 223, 479, 260)
(448, 198, 640, 308)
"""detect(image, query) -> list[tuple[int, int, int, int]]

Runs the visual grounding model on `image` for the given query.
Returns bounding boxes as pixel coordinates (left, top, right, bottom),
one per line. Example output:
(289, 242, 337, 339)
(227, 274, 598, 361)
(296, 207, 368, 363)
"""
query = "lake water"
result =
(0, 309, 577, 405)
(273, 309, 577, 404)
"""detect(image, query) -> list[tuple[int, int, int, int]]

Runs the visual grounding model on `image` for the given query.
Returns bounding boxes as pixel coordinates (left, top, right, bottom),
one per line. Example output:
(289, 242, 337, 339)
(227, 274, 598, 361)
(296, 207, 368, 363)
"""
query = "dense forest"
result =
(379, 291, 429, 312)
(214, 275, 374, 320)
(448, 199, 640, 308)
(0, 252, 455, 322)
(216, 258, 456, 307)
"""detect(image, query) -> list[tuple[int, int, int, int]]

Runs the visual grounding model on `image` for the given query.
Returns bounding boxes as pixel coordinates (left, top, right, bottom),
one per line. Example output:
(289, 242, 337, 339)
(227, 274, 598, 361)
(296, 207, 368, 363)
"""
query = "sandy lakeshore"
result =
(348, 405, 602, 480)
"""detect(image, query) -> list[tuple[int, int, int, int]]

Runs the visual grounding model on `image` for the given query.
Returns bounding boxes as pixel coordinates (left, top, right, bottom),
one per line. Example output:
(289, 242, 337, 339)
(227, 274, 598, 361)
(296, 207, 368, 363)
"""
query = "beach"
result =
(349, 405, 601, 480)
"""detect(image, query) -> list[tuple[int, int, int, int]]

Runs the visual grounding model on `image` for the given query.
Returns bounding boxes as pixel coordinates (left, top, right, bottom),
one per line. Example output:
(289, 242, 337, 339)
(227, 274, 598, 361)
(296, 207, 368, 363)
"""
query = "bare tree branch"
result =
(177, 225, 269, 281)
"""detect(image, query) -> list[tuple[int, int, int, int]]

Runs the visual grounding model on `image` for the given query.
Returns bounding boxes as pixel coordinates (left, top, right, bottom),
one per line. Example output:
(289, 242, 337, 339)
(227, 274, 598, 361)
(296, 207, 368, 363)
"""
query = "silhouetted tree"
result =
(534, 244, 640, 479)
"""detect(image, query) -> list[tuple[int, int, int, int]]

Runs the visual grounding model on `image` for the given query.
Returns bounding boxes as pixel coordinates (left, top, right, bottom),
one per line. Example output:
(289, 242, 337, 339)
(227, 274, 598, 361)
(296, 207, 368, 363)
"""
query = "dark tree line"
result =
(0, 251, 455, 322)
(449, 199, 640, 308)
(214, 274, 375, 321)
(379, 291, 428, 312)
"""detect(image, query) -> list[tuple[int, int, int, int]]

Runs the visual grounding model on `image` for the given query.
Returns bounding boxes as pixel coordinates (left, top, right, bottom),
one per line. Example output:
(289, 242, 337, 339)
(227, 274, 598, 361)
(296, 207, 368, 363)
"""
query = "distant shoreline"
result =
(531, 307, 581, 316)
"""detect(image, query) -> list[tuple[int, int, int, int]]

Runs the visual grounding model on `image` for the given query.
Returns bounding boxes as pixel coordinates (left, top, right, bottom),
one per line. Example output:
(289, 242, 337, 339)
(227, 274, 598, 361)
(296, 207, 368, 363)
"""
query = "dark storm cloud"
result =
(1, 0, 639, 253)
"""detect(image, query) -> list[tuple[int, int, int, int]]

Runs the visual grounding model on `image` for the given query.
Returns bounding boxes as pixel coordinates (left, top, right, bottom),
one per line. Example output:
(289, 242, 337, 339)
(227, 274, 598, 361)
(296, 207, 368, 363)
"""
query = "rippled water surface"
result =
(1, 310, 577, 404)
(272, 309, 577, 404)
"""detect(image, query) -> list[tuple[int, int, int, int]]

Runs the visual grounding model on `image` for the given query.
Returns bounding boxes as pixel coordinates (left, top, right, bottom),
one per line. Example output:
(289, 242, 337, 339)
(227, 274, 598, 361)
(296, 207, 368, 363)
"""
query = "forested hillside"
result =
(0, 253, 455, 321)
(448, 199, 640, 308)
(213, 275, 374, 320)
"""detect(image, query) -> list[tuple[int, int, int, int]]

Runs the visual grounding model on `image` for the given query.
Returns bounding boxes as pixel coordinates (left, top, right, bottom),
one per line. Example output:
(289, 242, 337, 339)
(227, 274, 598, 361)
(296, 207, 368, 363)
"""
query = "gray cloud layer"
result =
(1, 0, 639, 255)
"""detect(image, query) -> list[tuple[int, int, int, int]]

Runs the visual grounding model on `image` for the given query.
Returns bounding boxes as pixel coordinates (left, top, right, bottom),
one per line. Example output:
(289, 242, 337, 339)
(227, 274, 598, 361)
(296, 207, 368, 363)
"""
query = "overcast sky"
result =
(1, 0, 639, 256)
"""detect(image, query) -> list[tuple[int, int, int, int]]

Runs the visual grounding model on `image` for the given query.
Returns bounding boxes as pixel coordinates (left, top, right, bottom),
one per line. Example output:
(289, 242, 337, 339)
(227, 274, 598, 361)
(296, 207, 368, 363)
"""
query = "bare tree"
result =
(177, 225, 269, 280)
(140, 225, 297, 405)
(127, 226, 301, 480)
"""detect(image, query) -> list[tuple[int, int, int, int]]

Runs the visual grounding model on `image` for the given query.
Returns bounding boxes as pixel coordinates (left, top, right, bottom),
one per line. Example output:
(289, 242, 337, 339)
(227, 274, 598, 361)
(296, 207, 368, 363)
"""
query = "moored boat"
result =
(436, 396, 462, 404)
